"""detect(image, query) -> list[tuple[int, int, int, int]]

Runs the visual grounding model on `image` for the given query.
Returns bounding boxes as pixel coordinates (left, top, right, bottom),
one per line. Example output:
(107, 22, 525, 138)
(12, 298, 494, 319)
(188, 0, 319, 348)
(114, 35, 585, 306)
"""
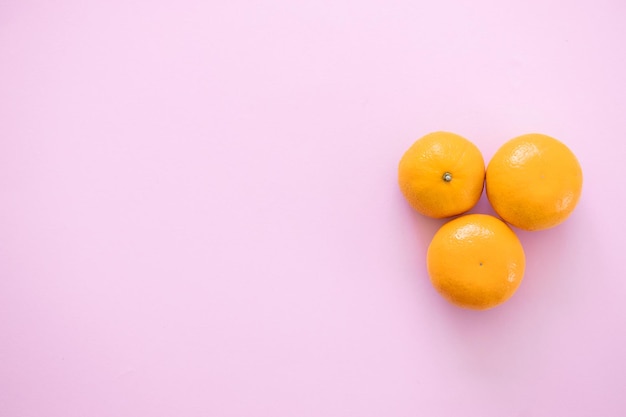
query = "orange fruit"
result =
(427, 214, 525, 310)
(486, 133, 583, 231)
(398, 132, 485, 218)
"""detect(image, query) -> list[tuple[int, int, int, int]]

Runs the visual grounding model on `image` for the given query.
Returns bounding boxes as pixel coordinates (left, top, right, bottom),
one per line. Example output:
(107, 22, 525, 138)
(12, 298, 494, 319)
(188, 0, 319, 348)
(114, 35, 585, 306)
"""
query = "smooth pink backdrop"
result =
(2, 1, 625, 416)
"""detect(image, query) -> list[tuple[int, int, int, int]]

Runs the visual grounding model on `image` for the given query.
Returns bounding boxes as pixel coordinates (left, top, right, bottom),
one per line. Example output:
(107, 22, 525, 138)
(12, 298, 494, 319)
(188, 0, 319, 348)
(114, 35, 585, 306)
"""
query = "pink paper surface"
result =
(1, 1, 625, 416)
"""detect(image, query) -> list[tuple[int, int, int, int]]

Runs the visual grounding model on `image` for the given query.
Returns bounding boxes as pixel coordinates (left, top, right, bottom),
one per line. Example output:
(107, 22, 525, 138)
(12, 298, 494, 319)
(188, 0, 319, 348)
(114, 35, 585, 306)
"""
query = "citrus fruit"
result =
(427, 214, 525, 310)
(486, 133, 583, 231)
(398, 131, 485, 218)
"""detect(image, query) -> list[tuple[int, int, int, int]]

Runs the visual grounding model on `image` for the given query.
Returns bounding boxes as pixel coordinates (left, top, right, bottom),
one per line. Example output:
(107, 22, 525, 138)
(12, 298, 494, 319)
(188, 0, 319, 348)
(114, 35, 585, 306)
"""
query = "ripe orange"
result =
(427, 214, 525, 310)
(398, 132, 485, 218)
(486, 133, 583, 231)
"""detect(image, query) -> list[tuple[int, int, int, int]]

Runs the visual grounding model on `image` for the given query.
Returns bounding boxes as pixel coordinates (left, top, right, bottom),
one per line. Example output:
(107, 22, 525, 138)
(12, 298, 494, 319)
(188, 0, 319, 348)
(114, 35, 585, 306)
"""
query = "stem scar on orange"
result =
(398, 132, 485, 218)
(486, 133, 583, 231)
(427, 214, 525, 310)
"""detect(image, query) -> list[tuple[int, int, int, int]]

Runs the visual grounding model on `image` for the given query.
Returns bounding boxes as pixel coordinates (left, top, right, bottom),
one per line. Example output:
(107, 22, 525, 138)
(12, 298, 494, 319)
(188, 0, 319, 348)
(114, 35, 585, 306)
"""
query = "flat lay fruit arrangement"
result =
(399, 132, 583, 310)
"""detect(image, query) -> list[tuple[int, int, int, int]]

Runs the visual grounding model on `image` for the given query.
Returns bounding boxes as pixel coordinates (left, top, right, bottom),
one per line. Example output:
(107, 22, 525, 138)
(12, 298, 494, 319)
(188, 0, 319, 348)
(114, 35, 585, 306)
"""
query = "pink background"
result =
(1, 1, 625, 416)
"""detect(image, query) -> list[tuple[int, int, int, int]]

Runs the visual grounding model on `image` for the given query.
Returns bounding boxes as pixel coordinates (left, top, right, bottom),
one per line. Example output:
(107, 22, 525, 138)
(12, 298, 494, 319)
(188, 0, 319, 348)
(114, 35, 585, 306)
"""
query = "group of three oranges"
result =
(398, 132, 583, 310)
